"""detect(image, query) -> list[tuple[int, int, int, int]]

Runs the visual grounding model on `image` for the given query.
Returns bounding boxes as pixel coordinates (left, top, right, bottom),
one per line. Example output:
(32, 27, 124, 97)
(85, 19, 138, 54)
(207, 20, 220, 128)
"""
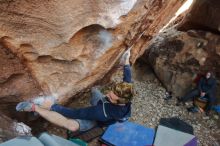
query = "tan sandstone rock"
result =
(0, 0, 137, 102)
(0, 0, 186, 106)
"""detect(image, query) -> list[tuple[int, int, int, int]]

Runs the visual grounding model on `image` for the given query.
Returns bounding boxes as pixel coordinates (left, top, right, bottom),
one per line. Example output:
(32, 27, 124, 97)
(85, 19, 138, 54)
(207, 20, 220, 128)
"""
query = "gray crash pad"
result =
(0, 136, 44, 146)
(0, 133, 80, 146)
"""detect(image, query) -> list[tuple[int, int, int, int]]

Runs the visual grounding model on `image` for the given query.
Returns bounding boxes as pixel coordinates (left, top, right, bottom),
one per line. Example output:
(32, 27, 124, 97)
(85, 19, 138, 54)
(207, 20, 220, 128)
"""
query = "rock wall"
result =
(148, 29, 220, 97)
(0, 0, 186, 106)
(0, 0, 138, 103)
(0, 113, 21, 142)
(0, 44, 41, 117)
(178, 0, 220, 33)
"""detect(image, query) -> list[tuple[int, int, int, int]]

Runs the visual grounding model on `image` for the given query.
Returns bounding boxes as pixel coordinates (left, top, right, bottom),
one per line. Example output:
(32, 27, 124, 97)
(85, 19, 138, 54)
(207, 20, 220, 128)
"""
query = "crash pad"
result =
(154, 125, 197, 146)
(0, 137, 44, 146)
(100, 121, 155, 146)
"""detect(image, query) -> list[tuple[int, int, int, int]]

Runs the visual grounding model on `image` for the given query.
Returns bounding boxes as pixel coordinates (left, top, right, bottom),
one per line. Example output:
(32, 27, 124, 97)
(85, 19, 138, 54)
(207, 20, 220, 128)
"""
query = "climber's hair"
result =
(111, 82, 134, 104)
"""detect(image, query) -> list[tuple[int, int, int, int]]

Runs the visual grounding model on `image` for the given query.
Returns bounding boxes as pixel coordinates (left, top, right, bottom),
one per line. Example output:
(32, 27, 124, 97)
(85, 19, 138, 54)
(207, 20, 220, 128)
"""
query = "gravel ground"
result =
(131, 80, 220, 146)
(47, 62, 220, 146)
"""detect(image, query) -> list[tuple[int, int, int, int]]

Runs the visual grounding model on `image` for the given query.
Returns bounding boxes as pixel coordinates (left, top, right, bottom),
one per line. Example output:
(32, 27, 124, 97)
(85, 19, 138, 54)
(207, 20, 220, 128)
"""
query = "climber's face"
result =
(206, 72, 211, 79)
(106, 91, 119, 104)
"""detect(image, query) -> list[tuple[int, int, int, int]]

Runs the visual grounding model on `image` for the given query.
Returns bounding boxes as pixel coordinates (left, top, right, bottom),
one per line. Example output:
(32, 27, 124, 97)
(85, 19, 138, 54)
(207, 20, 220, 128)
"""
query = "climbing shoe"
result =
(16, 102, 34, 112)
(187, 106, 199, 113)
(176, 97, 185, 106)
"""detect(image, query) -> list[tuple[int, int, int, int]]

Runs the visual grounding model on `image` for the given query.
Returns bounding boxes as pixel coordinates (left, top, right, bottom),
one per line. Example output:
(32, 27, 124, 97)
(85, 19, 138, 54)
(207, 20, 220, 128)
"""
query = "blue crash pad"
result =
(101, 121, 155, 146)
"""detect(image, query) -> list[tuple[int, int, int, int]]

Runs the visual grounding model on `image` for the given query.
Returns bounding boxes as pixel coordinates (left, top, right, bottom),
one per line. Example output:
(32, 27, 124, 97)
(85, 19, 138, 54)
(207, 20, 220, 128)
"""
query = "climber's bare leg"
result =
(35, 105, 79, 132)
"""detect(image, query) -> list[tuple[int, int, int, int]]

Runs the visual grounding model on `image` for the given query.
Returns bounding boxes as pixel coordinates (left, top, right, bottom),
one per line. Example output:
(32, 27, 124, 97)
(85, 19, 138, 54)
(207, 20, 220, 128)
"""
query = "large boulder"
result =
(148, 29, 220, 97)
(0, 0, 137, 103)
(147, 0, 220, 98)
(0, 0, 186, 105)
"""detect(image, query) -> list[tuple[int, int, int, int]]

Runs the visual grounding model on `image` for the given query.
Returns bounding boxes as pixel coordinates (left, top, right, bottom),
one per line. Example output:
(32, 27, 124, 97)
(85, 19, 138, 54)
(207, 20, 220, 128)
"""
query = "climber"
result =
(16, 50, 134, 132)
(176, 71, 217, 115)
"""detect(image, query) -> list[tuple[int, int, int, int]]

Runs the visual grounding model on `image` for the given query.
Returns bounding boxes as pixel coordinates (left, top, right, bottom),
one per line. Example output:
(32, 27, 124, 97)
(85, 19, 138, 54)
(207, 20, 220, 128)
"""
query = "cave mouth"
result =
(132, 58, 157, 82)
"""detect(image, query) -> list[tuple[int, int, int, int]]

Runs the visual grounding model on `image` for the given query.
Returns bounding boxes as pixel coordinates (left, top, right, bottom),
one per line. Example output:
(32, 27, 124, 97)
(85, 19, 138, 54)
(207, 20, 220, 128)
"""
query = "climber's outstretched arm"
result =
(122, 50, 132, 83)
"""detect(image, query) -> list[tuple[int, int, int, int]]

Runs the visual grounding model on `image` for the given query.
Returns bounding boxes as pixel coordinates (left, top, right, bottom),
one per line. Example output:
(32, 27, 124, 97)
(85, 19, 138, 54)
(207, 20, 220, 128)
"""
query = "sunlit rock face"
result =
(178, 0, 220, 33)
(0, 0, 137, 49)
(0, 0, 186, 104)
